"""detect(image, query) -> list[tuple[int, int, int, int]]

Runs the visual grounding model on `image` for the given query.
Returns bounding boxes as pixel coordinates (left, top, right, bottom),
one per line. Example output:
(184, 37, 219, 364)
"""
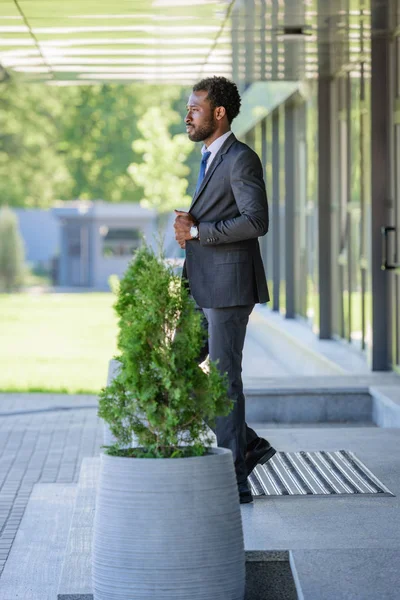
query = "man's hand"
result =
(174, 210, 196, 249)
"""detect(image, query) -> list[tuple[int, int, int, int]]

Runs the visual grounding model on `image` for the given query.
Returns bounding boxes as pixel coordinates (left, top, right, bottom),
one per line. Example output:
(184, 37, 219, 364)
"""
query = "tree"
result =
(0, 206, 25, 291)
(128, 105, 193, 213)
(0, 79, 197, 208)
(59, 84, 143, 203)
(0, 80, 73, 208)
(99, 243, 231, 458)
(60, 84, 192, 204)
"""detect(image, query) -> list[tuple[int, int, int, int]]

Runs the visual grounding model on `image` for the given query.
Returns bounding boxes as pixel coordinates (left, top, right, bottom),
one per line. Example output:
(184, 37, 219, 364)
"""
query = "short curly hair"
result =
(192, 76, 241, 124)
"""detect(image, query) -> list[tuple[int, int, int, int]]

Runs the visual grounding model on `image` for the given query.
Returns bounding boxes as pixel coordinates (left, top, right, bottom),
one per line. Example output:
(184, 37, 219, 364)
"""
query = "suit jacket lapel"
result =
(189, 133, 237, 212)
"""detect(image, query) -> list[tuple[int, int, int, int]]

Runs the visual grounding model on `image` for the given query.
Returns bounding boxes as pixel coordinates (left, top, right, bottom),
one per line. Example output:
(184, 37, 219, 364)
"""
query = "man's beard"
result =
(188, 117, 217, 142)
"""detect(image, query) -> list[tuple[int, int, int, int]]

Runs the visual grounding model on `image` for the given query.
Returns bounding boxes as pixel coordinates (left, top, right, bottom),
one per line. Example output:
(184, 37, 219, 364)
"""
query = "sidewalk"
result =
(0, 394, 102, 577)
(243, 309, 400, 598)
(0, 307, 399, 598)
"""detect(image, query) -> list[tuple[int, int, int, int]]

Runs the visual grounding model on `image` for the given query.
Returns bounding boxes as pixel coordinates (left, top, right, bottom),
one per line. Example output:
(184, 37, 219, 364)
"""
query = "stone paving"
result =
(0, 395, 102, 576)
(0, 309, 398, 589)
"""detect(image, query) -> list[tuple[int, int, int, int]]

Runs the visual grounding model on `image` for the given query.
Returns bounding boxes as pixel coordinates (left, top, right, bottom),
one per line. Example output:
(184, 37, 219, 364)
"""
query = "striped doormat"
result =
(248, 450, 394, 497)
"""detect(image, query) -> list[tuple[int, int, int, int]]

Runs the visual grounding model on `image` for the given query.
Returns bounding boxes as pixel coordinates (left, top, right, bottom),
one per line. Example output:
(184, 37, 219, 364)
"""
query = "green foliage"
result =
(60, 84, 144, 203)
(0, 80, 73, 208)
(98, 244, 232, 458)
(0, 207, 25, 291)
(128, 105, 193, 212)
(0, 80, 196, 208)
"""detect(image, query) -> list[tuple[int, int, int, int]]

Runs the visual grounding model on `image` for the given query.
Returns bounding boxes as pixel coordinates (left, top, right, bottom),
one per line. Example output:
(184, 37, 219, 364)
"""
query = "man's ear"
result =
(215, 106, 226, 121)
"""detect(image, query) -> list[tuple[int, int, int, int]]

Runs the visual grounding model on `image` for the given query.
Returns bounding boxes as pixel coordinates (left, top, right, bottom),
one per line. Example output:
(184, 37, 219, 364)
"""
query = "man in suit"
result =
(174, 76, 276, 504)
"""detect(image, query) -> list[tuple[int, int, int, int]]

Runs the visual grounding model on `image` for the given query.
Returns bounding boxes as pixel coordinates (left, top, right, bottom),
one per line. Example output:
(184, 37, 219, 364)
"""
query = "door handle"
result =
(381, 226, 398, 270)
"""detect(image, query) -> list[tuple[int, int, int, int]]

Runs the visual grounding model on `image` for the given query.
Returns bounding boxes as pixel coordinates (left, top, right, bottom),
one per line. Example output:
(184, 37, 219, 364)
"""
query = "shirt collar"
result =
(201, 130, 233, 156)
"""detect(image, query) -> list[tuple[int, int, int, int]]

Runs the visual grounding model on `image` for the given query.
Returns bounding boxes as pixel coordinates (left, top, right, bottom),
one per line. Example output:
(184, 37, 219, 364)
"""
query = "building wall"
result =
(13, 209, 59, 270)
(91, 217, 157, 290)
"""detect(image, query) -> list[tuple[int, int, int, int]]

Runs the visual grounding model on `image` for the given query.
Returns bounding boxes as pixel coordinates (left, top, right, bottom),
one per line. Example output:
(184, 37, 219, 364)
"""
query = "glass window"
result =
(305, 85, 319, 331)
(102, 228, 140, 257)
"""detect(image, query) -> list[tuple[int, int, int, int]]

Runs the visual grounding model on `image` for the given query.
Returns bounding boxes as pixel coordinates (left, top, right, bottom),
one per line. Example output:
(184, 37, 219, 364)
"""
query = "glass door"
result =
(390, 19, 400, 372)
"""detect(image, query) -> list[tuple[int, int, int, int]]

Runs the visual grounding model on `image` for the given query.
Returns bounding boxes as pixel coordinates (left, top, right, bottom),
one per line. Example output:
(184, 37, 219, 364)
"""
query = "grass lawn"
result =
(0, 292, 118, 394)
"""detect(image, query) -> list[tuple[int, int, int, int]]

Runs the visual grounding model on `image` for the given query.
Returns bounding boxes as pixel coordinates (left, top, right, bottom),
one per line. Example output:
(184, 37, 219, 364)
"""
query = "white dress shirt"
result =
(202, 130, 233, 173)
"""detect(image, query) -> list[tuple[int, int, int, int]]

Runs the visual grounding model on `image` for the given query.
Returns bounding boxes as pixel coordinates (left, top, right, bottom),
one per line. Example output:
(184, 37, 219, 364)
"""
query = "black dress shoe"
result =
(238, 480, 253, 504)
(245, 438, 276, 477)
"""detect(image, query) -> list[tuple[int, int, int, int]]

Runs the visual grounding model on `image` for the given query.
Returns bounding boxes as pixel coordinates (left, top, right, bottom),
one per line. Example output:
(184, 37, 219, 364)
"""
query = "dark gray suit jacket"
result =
(184, 133, 270, 309)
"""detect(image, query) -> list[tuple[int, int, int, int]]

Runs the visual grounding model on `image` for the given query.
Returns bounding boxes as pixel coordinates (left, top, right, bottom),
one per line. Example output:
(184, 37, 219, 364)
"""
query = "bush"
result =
(0, 207, 25, 292)
(99, 244, 232, 458)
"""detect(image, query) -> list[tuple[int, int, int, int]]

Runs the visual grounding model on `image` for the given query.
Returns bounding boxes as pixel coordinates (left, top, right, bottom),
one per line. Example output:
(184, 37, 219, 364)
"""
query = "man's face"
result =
(185, 90, 218, 143)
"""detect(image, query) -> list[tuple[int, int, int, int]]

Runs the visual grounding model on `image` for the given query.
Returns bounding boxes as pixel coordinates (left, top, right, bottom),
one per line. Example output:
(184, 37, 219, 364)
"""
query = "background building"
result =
(14, 208, 59, 275)
(52, 201, 157, 289)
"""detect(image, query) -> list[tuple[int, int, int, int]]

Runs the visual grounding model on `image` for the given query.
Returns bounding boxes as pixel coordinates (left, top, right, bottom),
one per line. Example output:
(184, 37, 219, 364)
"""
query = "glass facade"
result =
(234, 0, 400, 371)
(391, 5, 400, 373)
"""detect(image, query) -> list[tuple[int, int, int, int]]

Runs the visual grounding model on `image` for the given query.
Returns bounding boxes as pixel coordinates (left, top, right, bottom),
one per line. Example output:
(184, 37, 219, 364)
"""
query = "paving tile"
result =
(0, 398, 103, 578)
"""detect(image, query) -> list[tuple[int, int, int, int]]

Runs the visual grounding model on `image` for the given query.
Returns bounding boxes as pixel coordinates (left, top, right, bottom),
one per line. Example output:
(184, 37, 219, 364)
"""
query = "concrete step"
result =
(0, 484, 77, 600)
(243, 376, 400, 427)
(245, 388, 372, 424)
(57, 458, 99, 600)
(4, 428, 400, 600)
(290, 548, 400, 600)
(108, 358, 400, 427)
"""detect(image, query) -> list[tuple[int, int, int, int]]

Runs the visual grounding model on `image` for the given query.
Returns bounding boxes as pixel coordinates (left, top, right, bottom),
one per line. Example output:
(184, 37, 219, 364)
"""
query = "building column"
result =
(272, 111, 280, 311)
(285, 102, 295, 318)
(317, 0, 334, 338)
(318, 76, 333, 338)
(371, 0, 391, 370)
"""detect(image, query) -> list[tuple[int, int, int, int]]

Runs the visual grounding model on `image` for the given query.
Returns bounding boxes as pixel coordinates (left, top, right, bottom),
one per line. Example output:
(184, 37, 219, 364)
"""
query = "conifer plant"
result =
(99, 244, 232, 459)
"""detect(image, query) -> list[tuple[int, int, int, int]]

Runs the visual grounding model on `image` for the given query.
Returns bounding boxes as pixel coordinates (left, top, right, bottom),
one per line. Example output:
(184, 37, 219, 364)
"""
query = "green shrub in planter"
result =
(99, 243, 232, 459)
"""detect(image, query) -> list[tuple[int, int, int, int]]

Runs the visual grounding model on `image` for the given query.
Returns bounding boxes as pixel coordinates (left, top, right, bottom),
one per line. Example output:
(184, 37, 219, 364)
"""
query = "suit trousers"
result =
(199, 304, 259, 484)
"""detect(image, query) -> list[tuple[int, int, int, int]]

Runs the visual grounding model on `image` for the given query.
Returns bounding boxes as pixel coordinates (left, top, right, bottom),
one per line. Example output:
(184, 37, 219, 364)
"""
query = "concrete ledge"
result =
(57, 459, 100, 600)
(244, 378, 400, 428)
(246, 391, 372, 424)
(0, 484, 77, 600)
(244, 374, 400, 391)
(370, 386, 400, 428)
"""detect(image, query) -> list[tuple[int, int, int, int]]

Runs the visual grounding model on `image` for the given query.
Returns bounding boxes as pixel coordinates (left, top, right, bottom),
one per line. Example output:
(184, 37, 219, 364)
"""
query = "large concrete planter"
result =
(92, 448, 245, 600)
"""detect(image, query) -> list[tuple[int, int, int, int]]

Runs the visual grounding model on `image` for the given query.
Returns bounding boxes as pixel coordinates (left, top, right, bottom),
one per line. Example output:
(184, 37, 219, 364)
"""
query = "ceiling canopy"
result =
(0, 0, 370, 86)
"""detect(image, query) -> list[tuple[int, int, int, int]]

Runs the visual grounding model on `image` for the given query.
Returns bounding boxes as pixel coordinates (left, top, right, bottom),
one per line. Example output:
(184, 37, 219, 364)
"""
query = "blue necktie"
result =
(195, 151, 211, 195)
